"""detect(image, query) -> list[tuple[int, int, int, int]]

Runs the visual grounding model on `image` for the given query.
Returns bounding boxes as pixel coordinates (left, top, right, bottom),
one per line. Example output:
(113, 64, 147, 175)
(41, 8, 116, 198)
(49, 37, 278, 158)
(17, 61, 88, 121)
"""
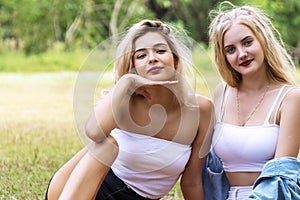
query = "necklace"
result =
(236, 83, 270, 126)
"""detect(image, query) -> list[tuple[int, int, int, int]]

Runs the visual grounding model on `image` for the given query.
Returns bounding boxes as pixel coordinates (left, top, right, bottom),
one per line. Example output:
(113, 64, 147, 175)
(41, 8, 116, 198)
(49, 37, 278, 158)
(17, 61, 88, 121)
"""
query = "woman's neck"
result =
(239, 73, 270, 92)
(143, 86, 179, 113)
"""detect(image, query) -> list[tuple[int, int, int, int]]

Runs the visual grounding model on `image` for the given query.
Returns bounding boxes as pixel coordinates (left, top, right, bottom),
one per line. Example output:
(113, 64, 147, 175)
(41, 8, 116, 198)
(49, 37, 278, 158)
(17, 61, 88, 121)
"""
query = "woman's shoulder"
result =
(282, 85, 300, 107)
(277, 85, 300, 126)
(195, 94, 214, 113)
(213, 82, 227, 99)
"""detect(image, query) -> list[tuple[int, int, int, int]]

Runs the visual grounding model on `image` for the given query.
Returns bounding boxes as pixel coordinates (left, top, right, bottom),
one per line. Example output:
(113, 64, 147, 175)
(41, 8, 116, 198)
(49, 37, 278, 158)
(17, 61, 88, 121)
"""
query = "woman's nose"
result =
(148, 51, 158, 63)
(238, 47, 248, 59)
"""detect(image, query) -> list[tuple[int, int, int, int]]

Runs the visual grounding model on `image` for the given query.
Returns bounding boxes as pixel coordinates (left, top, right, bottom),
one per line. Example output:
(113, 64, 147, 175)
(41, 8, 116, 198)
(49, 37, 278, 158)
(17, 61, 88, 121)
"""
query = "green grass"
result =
(0, 73, 83, 199)
(0, 50, 86, 72)
(0, 42, 116, 73)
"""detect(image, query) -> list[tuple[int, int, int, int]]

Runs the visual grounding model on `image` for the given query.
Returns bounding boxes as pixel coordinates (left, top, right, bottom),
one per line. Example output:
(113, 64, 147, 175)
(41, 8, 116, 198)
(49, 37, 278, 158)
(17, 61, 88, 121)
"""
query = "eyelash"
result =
(135, 49, 167, 59)
(244, 39, 253, 46)
(225, 47, 235, 54)
(136, 54, 146, 59)
(157, 49, 167, 54)
(225, 39, 253, 54)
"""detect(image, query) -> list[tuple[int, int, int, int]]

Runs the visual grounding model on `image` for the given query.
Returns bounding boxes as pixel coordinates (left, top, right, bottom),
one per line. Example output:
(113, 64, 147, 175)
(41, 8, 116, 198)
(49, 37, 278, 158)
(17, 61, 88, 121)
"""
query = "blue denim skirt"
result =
(96, 169, 151, 200)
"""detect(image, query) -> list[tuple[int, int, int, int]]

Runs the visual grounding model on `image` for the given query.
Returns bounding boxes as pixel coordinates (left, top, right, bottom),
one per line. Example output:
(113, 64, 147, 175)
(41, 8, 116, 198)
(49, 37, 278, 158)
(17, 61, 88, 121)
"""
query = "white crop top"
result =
(110, 128, 191, 199)
(212, 85, 294, 172)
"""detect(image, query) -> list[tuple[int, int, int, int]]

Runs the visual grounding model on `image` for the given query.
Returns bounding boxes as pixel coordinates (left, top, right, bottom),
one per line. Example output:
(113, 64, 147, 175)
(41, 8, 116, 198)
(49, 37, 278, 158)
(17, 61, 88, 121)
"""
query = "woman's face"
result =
(132, 32, 176, 81)
(223, 23, 266, 77)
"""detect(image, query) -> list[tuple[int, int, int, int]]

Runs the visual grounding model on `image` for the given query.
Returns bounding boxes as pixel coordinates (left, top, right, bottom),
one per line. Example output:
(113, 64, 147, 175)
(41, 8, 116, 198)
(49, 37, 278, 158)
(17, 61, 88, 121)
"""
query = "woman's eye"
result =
(225, 47, 235, 54)
(156, 49, 167, 54)
(136, 53, 146, 59)
(244, 39, 253, 46)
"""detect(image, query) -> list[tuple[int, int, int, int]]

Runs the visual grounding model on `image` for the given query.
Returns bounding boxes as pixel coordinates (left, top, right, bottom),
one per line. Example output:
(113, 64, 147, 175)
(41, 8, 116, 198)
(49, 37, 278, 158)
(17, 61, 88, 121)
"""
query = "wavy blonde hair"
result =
(209, 1, 296, 87)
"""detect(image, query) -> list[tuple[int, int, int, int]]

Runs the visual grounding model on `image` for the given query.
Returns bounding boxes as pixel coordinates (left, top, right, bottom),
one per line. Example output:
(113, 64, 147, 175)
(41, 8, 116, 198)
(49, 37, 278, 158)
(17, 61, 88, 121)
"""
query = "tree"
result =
(144, 0, 210, 44)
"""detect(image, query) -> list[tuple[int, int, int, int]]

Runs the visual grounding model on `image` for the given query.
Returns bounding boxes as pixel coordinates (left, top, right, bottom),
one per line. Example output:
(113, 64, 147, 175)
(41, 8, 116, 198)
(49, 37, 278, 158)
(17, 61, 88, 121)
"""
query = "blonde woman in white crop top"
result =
(46, 20, 214, 200)
(208, 2, 300, 199)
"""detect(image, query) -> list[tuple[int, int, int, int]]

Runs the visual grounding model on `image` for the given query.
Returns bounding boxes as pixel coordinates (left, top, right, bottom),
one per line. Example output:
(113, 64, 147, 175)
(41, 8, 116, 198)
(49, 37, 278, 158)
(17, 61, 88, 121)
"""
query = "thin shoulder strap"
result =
(272, 86, 295, 124)
(264, 85, 286, 124)
(218, 84, 230, 122)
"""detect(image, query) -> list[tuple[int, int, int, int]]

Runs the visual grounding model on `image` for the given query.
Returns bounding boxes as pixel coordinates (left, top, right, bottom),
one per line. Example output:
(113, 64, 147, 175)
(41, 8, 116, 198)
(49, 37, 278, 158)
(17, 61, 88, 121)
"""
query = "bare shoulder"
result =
(283, 87, 300, 107)
(193, 94, 215, 155)
(213, 82, 226, 99)
(286, 86, 300, 97)
(276, 86, 300, 157)
(195, 94, 214, 114)
(280, 86, 300, 124)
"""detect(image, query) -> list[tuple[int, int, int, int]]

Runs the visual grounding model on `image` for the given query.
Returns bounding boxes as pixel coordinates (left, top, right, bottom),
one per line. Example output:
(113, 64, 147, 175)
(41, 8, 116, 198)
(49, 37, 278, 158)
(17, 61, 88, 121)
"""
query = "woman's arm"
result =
(85, 91, 118, 143)
(85, 75, 135, 143)
(275, 88, 300, 158)
(85, 73, 179, 143)
(246, 157, 300, 199)
(85, 74, 146, 142)
(180, 96, 215, 200)
(245, 88, 300, 200)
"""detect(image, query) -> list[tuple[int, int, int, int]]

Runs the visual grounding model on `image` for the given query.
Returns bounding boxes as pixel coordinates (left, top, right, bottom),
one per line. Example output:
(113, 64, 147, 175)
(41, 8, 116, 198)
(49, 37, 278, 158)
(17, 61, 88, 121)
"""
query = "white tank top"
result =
(212, 85, 294, 172)
(110, 128, 191, 199)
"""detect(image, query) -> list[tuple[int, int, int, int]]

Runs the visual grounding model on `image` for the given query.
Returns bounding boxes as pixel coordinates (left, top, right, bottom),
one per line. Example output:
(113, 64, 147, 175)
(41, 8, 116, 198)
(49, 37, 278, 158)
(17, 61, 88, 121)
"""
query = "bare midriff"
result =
(226, 171, 261, 186)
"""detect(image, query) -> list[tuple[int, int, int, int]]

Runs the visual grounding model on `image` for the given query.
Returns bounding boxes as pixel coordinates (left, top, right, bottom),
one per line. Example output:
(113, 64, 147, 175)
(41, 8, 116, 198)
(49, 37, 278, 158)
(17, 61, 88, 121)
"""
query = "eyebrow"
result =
(135, 43, 168, 53)
(241, 35, 252, 41)
(224, 35, 252, 48)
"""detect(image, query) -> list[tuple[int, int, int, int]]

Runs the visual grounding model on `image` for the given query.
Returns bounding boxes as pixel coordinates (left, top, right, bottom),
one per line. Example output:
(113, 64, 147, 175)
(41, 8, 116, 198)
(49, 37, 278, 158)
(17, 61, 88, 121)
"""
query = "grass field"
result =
(0, 69, 299, 199)
(0, 73, 82, 199)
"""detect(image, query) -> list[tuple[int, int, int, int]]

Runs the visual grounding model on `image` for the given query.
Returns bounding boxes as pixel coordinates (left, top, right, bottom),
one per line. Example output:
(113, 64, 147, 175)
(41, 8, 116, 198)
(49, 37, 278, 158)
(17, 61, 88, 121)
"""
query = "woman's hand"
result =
(123, 73, 178, 99)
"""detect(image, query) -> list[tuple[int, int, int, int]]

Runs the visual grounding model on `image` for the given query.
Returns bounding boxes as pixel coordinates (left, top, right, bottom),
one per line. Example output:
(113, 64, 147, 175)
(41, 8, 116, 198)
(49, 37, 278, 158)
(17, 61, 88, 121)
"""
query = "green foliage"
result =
(231, 0, 300, 47)
(267, 0, 300, 47)
(144, 0, 216, 43)
(1, 0, 83, 53)
(0, 0, 155, 54)
(0, 0, 299, 57)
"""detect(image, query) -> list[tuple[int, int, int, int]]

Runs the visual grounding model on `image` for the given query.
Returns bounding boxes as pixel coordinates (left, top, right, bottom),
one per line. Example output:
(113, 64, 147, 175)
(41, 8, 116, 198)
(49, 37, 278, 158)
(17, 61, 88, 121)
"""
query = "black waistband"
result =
(96, 168, 152, 200)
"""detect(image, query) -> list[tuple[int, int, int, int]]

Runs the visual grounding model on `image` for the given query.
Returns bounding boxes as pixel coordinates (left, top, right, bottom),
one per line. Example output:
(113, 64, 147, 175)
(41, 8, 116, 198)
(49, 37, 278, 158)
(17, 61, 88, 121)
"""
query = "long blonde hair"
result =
(209, 1, 296, 87)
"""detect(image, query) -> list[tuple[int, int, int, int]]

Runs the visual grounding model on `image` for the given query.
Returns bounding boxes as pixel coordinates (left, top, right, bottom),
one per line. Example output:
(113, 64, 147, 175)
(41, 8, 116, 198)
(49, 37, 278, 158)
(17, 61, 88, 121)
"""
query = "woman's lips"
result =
(147, 66, 163, 74)
(239, 59, 253, 67)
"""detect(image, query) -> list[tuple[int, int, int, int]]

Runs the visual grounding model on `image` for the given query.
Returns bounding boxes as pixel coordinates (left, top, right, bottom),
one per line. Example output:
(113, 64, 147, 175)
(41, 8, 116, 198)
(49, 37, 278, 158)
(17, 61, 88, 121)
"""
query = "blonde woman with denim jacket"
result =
(203, 1, 300, 199)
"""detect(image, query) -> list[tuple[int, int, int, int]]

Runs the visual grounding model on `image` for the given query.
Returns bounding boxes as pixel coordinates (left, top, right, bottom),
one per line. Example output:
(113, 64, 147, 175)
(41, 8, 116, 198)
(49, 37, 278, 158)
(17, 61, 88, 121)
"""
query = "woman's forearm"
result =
(85, 74, 133, 143)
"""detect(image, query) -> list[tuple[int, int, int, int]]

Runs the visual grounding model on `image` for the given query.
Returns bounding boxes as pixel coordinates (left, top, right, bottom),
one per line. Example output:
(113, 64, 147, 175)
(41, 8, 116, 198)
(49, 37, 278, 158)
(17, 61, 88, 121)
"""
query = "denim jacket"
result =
(202, 149, 229, 200)
(202, 150, 300, 200)
(246, 157, 300, 199)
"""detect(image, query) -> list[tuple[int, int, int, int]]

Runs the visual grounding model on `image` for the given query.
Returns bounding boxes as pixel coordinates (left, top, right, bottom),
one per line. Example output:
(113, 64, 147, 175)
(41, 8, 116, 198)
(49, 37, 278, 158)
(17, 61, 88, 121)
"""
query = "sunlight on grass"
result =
(0, 73, 82, 199)
(0, 48, 89, 72)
